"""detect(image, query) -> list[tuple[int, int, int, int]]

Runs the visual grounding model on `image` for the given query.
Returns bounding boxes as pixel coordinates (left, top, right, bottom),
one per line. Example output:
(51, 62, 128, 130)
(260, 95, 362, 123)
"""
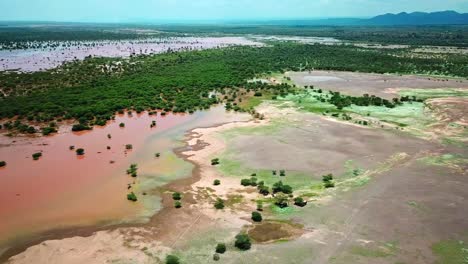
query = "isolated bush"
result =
(215, 243, 226, 254)
(174, 201, 182, 208)
(32, 152, 42, 160)
(125, 144, 133, 150)
(0, 161, 6, 167)
(251, 211, 263, 222)
(234, 233, 252, 250)
(211, 158, 220, 166)
(214, 198, 225, 209)
(127, 192, 137, 202)
(165, 255, 180, 264)
(172, 192, 182, 201)
(119, 123, 125, 128)
(322, 174, 335, 188)
(76, 148, 85, 155)
(213, 179, 221, 186)
(213, 253, 220, 261)
(294, 197, 307, 207)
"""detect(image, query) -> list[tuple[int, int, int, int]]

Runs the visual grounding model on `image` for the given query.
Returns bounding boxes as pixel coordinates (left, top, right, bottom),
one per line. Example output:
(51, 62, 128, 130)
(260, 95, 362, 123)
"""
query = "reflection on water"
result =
(0, 106, 250, 249)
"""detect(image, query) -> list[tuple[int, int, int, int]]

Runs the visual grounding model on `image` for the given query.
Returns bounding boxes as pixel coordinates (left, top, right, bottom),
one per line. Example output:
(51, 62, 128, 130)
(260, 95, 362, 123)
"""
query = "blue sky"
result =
(1, 0, 467, 22)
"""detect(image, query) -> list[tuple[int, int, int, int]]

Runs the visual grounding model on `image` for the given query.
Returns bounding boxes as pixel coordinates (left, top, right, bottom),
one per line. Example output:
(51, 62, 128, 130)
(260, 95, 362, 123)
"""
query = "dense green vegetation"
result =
(0, 42, 467, 133)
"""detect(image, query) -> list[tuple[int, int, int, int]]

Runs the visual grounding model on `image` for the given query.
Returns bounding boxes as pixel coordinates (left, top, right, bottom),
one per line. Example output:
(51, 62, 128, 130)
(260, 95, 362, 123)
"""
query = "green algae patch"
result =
(346, 102, 433, 128)
(398, 88, 468, 100)
(279, 90, 337, 114)
(432, 239, 468, 264)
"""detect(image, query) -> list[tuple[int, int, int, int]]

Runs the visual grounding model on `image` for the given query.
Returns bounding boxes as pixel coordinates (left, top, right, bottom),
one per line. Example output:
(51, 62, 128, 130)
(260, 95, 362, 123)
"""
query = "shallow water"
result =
(0, 37, 263, 72)
(0, 106, 250, 251)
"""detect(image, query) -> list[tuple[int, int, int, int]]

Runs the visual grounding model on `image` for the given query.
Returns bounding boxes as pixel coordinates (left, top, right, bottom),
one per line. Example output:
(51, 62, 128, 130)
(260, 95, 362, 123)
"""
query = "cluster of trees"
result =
(1, 42, 466, 133)
(305, 87, 423, 110)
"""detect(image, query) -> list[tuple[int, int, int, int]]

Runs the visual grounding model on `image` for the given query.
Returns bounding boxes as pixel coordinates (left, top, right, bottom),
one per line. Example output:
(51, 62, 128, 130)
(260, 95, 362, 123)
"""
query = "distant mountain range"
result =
(251, 11, 468, 26)
(365, 11, 468, 25)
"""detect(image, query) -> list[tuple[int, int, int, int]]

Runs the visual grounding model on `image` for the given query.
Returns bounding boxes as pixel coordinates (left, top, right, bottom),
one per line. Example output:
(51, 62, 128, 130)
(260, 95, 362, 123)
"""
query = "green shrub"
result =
(165, 255, 180, 264)
(322, 174, 335, 188)
(127, 192, 137, 202)
(174, 201, 182, 208)
(258, 185, 270, 196)
(294, 197, 307, 207)
(213, 253, 220, 261)
(272, 181, 293, 194)
(72, 123, 92, 132)
(0, 161, 6, 167)
(76, 148, 85, 155)
(241, 178, 252, 186)
(172, 192, 182, 200)
(215, 243, 226, 254)
(213, 179, 221, 186)
(119, 123, 125, 128)
(234, 233, 251, 250)
(214, 198, 225, 209)
(32, 152, 42, 160)
(125, 144, 133, 150)
(251, 211, 263, 222)
(211, 158, 220, 165)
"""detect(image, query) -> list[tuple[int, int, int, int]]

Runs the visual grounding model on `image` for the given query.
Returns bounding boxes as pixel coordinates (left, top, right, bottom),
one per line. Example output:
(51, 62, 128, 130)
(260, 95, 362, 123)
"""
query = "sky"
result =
(0, 0, 467, 23)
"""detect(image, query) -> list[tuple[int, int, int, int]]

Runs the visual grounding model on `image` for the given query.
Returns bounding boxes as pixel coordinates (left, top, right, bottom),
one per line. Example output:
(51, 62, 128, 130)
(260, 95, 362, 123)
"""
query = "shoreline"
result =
(1, 115, 260, 263)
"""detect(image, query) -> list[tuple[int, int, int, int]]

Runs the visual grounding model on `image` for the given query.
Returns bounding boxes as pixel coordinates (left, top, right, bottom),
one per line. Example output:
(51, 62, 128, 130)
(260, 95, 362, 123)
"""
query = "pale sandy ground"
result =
(7, 228, 171, 264)
(6, 104, 283, 264)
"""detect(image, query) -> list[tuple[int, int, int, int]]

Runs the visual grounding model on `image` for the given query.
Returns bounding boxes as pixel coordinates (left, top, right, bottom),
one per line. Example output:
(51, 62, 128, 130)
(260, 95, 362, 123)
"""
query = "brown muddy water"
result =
(0, 105, 250, 256)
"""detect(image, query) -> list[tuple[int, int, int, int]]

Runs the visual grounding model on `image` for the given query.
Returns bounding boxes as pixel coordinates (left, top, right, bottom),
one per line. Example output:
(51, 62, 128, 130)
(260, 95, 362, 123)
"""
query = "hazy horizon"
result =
(0, 0, 467, 23)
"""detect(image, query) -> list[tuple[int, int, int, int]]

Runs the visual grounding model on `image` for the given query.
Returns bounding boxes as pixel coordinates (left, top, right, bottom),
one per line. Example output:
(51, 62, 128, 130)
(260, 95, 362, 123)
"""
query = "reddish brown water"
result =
(0, 112, 194, 242)
(0, 106, 250, 254)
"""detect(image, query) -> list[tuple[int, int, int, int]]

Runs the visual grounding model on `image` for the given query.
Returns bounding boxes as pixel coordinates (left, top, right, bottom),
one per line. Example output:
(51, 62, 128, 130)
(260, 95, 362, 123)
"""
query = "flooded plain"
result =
(0, 37, 263, 72)
(0, 106, 250, 255)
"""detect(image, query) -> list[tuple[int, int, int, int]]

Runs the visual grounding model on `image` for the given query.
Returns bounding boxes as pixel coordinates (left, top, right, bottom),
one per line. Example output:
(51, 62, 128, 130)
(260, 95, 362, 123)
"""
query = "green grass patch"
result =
(419, 154, 468, 168)
(432, 239, 468, 264)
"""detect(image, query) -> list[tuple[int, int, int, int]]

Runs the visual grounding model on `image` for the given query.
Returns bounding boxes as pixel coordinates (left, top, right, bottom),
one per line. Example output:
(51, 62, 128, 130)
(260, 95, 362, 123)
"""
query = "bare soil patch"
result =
(287, 71, 468, 99)
(248, 221, 305, 243)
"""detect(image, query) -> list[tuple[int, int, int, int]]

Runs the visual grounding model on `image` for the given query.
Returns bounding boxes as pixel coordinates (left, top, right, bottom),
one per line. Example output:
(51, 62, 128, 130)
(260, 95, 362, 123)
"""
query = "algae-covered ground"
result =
(180, 71, 468, 264)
